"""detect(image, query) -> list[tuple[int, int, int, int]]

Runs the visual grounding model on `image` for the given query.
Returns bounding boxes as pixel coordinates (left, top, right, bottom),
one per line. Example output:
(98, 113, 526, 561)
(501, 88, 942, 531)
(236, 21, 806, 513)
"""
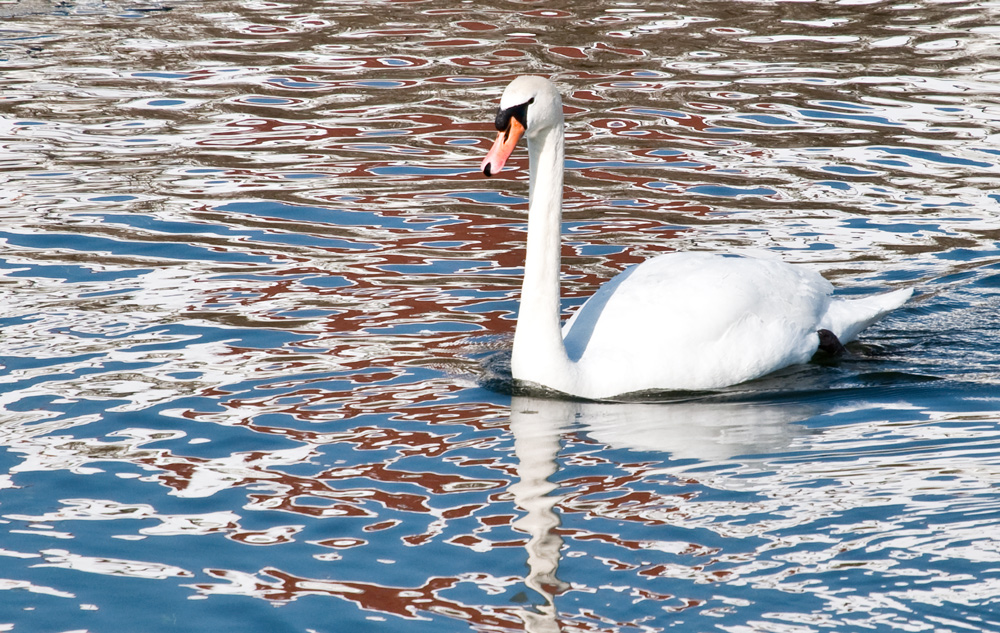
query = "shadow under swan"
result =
(506, 395, 817, 631)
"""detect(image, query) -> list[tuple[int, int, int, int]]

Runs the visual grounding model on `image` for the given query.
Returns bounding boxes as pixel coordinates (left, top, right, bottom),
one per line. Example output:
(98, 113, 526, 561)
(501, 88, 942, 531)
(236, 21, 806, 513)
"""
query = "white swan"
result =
(481, 75, 912, 400)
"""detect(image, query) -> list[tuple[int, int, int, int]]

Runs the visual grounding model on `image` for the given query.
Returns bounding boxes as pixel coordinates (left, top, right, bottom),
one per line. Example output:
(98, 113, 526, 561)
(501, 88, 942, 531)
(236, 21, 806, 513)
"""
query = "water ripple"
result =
(1, 1, 1000, 631)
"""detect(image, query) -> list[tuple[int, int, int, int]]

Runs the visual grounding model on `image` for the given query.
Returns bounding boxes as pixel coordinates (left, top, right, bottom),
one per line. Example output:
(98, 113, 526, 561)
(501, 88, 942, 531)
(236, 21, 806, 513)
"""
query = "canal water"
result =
(2, 1, 1000, 631)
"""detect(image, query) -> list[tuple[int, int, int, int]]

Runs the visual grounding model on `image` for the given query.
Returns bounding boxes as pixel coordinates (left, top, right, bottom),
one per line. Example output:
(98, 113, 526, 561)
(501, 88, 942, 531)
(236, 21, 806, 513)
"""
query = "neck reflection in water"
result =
(506, 395, 815, 630)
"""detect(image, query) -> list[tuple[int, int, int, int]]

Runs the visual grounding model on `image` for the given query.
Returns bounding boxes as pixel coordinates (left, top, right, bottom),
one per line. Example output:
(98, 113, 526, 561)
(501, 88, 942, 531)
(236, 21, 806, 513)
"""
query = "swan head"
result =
(481, 76, 563, 177)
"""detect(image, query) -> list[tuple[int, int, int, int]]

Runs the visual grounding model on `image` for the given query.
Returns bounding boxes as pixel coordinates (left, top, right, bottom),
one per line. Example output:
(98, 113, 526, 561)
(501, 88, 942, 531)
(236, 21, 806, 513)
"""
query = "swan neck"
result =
(512, 122, 573, 391)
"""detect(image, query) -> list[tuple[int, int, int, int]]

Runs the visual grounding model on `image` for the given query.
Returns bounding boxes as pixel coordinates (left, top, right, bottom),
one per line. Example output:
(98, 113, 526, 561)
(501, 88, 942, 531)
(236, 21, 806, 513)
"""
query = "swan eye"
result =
(494, 97, 533, 134)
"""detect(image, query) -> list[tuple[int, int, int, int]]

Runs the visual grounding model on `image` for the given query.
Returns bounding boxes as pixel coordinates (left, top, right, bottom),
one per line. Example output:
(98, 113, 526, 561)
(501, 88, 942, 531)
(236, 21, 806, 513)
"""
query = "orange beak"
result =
(481, 118, 525, 177)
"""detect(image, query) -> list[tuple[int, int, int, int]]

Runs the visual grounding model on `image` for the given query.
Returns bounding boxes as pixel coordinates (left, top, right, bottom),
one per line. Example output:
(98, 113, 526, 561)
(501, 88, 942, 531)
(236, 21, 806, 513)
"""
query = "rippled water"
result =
(2, 1, 1000, 631)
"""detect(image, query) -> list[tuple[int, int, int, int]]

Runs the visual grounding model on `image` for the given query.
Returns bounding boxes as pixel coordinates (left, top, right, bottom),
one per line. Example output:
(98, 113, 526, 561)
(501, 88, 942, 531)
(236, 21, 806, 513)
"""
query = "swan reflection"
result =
(507, 395, 816, 631)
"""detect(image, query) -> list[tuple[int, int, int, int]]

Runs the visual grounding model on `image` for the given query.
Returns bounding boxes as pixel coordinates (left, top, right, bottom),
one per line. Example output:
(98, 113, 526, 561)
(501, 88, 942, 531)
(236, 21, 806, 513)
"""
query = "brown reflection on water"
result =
(193, 567, 528, 628)
(145, 438, 502, 520)
(2, 0, 1000, 629)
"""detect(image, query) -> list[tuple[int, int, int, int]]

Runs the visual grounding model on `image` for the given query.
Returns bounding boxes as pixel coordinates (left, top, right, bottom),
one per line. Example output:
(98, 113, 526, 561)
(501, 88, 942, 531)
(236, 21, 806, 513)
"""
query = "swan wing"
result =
(562, 252, 834, 395)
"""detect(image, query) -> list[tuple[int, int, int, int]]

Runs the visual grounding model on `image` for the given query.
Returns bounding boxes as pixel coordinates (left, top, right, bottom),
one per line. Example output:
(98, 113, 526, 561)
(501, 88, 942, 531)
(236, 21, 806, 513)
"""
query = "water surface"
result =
(2, 1, 1000, 631)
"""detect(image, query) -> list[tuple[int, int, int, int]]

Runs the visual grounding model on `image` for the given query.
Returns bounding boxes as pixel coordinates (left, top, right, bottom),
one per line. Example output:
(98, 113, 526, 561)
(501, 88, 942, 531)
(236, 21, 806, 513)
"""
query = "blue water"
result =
(2, 1, 1000, 632)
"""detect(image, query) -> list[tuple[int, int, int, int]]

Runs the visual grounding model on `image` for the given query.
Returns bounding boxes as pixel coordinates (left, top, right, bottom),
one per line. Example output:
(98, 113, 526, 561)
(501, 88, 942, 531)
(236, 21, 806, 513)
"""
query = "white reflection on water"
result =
(507, 394, 819, 631)
(35, 549, 193, 580)
(514, 395, 816, 463)
(1, 0, 1000, 631)
(507, 388, 1000, 628)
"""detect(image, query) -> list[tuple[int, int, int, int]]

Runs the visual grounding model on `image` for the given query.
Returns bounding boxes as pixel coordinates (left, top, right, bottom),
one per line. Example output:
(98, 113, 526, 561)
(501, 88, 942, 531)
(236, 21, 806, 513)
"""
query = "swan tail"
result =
(821, 287, 913, 343)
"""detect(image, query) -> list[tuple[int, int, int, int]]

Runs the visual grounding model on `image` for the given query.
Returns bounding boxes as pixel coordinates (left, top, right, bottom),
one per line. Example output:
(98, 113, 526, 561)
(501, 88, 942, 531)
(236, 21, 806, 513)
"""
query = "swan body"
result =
(481, 76, 912, 400)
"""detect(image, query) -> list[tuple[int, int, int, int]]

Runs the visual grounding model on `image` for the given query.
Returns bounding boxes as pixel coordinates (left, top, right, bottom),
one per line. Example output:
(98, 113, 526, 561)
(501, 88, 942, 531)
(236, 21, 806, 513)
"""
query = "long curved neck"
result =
(511, 122, 574, 391)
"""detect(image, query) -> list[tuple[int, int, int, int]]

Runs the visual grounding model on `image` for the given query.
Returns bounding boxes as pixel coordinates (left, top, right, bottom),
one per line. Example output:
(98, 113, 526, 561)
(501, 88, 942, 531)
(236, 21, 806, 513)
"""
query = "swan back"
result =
(562, 252, 834, 396)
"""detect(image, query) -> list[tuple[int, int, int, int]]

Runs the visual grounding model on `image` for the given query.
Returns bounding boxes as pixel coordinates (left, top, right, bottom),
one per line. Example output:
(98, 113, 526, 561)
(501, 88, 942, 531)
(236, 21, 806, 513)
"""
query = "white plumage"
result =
(481, 76, 912, 400)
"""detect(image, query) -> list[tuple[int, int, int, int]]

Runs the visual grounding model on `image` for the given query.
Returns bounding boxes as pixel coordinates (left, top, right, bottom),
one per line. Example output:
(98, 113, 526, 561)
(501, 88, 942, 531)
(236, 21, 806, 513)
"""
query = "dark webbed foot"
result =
(817, 329, 846, 356)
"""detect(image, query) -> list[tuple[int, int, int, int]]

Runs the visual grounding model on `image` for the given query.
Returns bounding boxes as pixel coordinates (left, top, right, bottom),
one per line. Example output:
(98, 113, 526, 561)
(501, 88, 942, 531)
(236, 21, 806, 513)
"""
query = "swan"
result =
(481, 75, 912, 400)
